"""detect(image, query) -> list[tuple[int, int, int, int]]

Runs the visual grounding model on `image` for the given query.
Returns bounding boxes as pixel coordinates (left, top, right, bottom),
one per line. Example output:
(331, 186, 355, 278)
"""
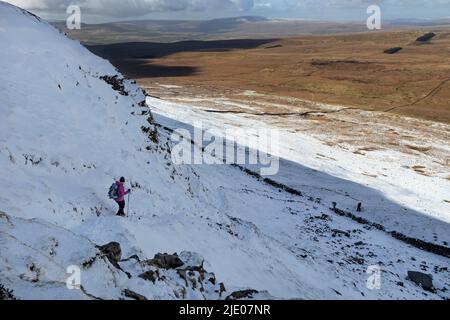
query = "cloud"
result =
(5, 0, 255, 17)
(232, 0, 255, 11)
(252, 0, 450, 19)
(4, 0, 450, 19)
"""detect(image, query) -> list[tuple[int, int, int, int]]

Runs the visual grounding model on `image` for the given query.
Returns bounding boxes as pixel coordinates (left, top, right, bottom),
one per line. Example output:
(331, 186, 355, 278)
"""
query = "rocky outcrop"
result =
(144, 253, 184, 269)
(407, 271, 434, 292)
(97, 242, 122, 268)
(0, 284, 16, 300)
(139, 270, 158, 283)
(179, 251, 204, 270)
(100, 247, 261, 299)
(99, 75, 128, 96)
(226, 289, 259, 300)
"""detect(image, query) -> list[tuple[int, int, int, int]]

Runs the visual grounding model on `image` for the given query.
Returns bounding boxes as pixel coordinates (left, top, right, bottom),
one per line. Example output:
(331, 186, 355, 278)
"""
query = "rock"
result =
(99, 75, 128, 96)
(218, 283, 226, 297)
(122, 289, 147, 300)
(384, 47, 402, 54)
(357, 202, 363, 212)
(208, 273, 217, 285)
(349, 256, 365, 265)
(120, 254, 140, 263)
(97, 242, 122, 267)
(315, 214, 331, 221)
(416, 32, 436, 43)
(407, 271, 434, 292)
(331, 229, 351, 238)
(225, 289, 259, 300)
(144, 253, 184, 269)
(179, 251, 204, 270)
(177, 269, 189, 287)
(177, 269, 202, 290)
(332, 289, 342, 296)
(139, 270, 158, 283)
(0, 284, 16, 300)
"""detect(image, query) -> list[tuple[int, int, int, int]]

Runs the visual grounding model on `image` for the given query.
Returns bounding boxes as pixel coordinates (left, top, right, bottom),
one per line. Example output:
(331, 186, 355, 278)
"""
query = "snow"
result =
(0, 2, 449, 300)
(148, 96, 450, 245)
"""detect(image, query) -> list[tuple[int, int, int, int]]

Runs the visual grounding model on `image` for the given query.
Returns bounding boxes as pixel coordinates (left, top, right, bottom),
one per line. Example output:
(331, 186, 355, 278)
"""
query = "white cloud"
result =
(4, 0, 450, 19)
(4, 0, 255, 17)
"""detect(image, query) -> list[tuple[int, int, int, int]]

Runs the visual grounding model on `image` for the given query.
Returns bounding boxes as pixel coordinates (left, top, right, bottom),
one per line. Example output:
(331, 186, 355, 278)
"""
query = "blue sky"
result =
(5, 0, 450, 22)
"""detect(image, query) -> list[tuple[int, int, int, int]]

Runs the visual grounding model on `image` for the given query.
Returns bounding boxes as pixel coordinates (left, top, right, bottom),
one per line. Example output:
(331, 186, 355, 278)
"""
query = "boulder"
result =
(179, 251, 204, 270)
(145, 253, 184, 269)
(97, 242, 122, 267)
(139, 270, 158, 283)
(122, 289, 147, 300)
(407, 271, 434, 292)
(416, 32, 436, 43)
(225, 289, 259, 300)
(384, 47, 402, 54)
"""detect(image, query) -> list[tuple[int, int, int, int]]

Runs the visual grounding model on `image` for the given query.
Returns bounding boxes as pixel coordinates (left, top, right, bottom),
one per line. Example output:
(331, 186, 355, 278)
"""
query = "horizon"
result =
(47, 14, 450, 25)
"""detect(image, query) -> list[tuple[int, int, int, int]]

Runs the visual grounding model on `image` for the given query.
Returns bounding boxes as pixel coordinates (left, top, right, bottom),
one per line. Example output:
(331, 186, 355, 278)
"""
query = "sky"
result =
(4, 0, 450, 22)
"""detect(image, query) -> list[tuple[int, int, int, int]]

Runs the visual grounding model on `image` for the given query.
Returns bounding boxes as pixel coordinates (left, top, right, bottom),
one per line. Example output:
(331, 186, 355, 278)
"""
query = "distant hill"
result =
(48, 16, 407, 44)
(386, 18, 450, 26)
(52, 16, 450, 45)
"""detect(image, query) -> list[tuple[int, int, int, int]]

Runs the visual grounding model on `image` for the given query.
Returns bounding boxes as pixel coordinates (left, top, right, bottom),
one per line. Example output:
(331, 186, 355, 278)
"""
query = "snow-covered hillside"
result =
(0, 2, 448, 300)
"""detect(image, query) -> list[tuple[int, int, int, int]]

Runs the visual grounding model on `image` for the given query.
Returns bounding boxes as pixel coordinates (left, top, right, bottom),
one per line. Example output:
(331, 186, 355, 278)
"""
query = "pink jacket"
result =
(115, 181, 129, 202)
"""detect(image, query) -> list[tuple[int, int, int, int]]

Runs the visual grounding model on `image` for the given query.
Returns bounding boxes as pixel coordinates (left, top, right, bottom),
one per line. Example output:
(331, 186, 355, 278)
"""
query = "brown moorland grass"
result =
(90, 30, 450, 123)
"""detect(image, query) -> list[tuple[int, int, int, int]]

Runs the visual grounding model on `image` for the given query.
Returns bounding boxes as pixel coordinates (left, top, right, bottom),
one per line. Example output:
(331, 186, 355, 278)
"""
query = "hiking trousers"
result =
(116, 200, 125, 216)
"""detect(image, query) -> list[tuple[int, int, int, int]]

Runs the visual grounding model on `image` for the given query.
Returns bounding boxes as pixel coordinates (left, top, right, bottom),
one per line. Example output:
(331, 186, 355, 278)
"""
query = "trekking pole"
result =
(127, 193, 130, 216)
